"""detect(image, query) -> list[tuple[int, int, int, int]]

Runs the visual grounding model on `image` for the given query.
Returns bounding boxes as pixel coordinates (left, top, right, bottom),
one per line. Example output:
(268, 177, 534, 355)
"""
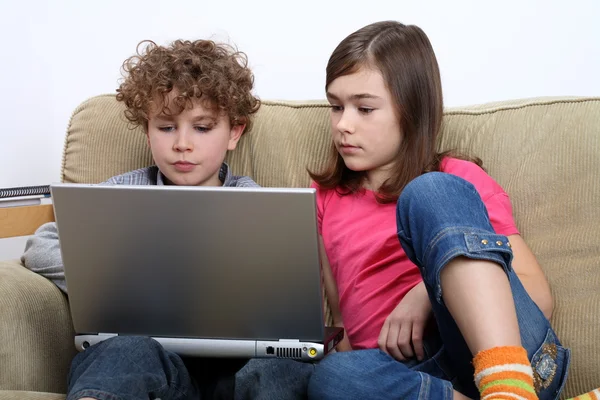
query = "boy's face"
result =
(146, 94, 244, 186)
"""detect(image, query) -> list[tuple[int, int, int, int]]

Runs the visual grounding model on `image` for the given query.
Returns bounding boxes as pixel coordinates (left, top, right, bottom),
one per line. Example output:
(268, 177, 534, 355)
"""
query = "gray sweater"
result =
(21, 164, 258, 294)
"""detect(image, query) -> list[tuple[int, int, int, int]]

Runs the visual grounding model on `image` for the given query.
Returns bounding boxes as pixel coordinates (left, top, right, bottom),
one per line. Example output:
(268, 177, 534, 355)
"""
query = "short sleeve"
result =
(441, 158, 519, 236)
(483, 192, 519, 236)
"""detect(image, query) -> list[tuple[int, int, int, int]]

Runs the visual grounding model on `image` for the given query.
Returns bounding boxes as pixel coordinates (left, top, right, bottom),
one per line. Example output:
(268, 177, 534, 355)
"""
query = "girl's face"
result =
(326, 67, 403, 190)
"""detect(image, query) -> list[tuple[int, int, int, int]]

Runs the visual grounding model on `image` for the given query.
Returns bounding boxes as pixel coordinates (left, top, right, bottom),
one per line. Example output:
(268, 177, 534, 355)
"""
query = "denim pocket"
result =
(532, 328, 570, 400)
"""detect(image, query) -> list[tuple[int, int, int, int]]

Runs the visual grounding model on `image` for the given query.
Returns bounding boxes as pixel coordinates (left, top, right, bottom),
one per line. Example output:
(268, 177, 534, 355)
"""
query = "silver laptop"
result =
(51, 183, 343, 361)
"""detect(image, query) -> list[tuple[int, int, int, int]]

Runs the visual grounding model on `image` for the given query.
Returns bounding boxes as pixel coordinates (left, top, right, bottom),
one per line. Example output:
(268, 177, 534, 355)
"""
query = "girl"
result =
(306, 21, 591, 400)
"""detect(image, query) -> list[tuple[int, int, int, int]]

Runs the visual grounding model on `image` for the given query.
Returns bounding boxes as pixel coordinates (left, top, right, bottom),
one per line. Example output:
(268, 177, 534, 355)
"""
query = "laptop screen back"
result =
(51, 184, 324, 342)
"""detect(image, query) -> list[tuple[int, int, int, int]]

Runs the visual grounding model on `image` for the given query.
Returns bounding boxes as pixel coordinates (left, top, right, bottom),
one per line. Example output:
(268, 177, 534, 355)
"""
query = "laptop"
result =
(51, 183, 343, 361)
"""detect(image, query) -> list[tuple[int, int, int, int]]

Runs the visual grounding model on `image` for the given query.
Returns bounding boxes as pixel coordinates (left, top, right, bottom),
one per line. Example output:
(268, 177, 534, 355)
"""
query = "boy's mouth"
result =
(173, 161, 197, 172)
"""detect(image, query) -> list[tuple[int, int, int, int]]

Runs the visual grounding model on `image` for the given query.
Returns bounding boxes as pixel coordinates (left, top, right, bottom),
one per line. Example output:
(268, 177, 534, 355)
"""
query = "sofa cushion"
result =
(0, 391, 65, 400)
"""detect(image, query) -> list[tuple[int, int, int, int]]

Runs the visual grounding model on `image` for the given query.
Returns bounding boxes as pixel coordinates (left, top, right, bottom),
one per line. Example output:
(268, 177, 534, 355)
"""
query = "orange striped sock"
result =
(473, 346, 537, 400)
(567, 389, 600, 399)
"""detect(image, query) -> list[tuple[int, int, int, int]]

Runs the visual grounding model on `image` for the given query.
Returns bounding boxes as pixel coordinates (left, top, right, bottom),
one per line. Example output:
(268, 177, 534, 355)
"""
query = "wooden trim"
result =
(0, 204, 55, 239)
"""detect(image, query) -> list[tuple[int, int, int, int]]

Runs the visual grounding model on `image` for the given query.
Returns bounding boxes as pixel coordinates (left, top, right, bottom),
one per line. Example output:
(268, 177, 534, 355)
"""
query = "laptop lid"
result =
(51, 184, 325, 343)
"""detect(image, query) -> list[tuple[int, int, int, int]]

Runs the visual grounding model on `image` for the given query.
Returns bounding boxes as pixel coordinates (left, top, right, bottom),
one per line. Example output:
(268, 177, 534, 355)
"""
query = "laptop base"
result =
(75, 330, 343, 362)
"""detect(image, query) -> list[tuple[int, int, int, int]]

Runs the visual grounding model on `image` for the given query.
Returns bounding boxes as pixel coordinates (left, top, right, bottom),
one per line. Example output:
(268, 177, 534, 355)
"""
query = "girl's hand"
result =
(377, 281, 431, 361)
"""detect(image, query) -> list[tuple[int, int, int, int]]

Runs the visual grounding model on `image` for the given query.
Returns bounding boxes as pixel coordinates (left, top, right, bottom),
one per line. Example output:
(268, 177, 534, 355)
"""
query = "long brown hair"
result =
(309, 21, 480, 203)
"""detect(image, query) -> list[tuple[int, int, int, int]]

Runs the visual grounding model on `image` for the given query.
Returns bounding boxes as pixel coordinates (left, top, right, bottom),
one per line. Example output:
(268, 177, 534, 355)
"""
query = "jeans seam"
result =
(444, 382, 454, 400)
(416, 371, 454, 400)
(169, 380, 187, 398)
(417, 372, 430, 400)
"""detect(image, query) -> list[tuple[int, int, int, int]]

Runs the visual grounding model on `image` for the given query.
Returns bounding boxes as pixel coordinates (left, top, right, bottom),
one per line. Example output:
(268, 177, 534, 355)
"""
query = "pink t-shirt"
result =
(312, 158, 519, 350)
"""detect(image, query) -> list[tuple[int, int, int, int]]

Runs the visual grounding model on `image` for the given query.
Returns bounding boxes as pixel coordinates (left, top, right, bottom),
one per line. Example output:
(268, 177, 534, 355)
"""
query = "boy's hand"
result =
(377, 281, 431, 361)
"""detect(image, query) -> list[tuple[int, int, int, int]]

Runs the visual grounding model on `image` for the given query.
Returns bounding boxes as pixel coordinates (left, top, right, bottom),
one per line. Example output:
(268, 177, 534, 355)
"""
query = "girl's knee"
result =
(396, 172, 487, 236)
(399, 172, 477, 209)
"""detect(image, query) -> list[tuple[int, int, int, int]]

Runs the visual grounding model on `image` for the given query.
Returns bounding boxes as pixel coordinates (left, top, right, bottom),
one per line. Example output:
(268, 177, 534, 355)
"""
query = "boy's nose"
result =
(173, 130, 193, 151)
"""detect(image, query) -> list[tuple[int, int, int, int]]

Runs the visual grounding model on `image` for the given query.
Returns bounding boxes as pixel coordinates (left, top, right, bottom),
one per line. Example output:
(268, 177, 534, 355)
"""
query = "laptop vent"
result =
(276, 347, 302, 359)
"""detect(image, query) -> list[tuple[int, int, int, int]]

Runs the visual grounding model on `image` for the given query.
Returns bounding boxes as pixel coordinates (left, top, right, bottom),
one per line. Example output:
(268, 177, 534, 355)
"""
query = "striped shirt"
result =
(105, 163, 258, 188)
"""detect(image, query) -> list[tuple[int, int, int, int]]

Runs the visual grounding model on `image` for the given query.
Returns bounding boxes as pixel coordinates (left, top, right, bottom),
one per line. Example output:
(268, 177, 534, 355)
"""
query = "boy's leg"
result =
(185, 356, 247, 399)
(396, 172, 570, 399)
(235, 358, 315, 400)
(68, 336, 200, 400)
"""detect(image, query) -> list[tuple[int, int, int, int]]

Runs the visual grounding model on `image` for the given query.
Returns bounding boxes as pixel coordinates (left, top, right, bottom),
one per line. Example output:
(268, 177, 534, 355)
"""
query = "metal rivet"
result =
(496, 241, 503, 246)
(481, 239, 488, 245)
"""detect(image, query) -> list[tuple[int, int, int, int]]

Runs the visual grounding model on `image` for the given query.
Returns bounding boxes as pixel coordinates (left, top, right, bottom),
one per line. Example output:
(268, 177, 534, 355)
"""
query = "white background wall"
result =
(0, 0, 599, 257)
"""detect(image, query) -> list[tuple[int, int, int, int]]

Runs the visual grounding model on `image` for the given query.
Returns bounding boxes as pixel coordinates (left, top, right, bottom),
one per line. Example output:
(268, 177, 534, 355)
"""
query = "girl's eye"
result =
(330, 105, 343, 112)
(358, 107, 374, 114)
(158, 126, 175, 132)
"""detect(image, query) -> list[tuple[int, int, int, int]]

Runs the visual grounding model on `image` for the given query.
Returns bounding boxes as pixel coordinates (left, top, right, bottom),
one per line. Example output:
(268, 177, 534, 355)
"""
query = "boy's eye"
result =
(195, 126, 211, 133)
(158, 126, 175, 132)
(358, 107, 374, 114)
(330, 105, 343, 112)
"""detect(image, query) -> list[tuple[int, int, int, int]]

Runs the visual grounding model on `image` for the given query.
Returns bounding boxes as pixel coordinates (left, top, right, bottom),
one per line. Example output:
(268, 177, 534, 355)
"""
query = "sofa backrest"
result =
(63, 95, 600, 397)
(62, 96, 333, 188)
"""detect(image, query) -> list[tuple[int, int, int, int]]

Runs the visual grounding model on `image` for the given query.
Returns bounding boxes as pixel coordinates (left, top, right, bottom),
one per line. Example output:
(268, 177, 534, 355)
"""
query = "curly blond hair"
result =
(116, 39, 260, 132)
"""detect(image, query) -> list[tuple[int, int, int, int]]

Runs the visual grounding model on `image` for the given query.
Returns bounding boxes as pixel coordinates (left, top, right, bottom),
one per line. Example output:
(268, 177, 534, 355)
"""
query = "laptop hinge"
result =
(98, 333, 118, 337)
(278, 339, 300, 342)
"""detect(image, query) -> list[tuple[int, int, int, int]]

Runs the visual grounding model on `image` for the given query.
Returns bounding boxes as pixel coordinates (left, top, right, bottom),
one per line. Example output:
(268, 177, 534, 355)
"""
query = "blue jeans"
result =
(308, 172, 570, 400)
(67, 336, 314, 400)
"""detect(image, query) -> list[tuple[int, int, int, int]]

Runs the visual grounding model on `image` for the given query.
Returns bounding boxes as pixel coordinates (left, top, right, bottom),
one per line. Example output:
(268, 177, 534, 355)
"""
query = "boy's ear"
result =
(227, 124, 246, 151)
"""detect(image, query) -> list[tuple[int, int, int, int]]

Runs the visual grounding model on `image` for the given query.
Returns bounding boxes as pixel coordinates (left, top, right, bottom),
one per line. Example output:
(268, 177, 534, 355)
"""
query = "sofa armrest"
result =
(0, 205, 55, 239)
(0, 391, 65, 400)
(0, 259, 75, 393)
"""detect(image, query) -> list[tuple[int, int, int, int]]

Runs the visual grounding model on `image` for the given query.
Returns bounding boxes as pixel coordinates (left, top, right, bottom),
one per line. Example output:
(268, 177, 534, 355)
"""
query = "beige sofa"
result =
(1, 95, 599, 399)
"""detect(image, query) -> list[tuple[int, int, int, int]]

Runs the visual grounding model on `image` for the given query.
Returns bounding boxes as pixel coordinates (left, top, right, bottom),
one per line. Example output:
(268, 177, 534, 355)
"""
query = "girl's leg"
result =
(308, 349, 456, 400)
(67, 336, 200, 400)
(396, 172, 570, 400)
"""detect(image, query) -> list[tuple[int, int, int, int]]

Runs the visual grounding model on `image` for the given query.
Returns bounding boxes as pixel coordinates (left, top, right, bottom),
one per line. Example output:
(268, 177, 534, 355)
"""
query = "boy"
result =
(22, 39, 312, 400)
(22, 39, 260, 294)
